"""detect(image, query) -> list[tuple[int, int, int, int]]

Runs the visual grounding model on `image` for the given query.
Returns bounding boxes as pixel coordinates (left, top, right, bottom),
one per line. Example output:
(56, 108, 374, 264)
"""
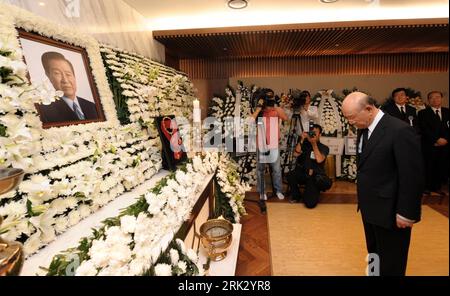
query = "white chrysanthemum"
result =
(78, 204, 92, 219)
(23, 230, 42, 256)
(75, 260, 98, 276)
(105, 226, 132, 246)
(154, 263, 172, 276)
(120, 215, 137, 234)
(145, 192, 165, 215)
(68, 210, 81, 226)
(128, 259, 146, 276)
(170, 248, 180, 265)
(89, 240, 110, 268)
(54, 216, 69, 234)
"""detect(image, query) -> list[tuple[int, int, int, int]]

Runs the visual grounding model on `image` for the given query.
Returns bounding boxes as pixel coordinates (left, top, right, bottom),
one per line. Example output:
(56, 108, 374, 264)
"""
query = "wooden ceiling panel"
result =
(154, 19, 449, 59)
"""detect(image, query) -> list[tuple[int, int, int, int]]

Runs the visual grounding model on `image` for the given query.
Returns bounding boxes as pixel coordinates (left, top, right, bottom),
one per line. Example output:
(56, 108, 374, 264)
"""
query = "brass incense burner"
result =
(0, 168, 25, 276)
(199, 219, 233, 262)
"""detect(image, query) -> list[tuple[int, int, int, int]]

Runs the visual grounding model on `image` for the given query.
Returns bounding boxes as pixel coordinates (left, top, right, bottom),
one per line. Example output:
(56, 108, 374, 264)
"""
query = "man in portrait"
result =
(38, 51, 98, 124)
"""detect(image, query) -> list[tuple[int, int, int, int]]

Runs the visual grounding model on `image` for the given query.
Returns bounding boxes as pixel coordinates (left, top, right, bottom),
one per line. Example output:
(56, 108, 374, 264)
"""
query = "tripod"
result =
(282, 111, 303, 180)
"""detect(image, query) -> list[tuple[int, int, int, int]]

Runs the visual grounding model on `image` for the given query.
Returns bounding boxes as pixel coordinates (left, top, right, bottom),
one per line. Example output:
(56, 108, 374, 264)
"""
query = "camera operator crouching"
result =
(252, 89, 289, 204)
(287, 124, 332, 208)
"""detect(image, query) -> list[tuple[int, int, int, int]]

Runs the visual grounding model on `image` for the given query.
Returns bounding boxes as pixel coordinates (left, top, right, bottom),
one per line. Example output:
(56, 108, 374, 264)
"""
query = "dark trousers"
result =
(363, 220, 412, 276)
(424, 146, 448, 191)
(287, 167, 320, 208)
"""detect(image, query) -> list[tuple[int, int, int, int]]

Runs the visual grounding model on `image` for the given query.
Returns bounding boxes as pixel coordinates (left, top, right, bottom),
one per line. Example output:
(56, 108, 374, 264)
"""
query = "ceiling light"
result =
(319, 0, 339, 3)
(228, 0, 248, 9)
(38, 2, 46, 6)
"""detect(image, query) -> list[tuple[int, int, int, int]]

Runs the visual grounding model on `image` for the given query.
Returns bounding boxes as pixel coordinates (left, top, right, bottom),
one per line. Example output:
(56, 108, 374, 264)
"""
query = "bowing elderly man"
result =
(342, 92, 424, 276)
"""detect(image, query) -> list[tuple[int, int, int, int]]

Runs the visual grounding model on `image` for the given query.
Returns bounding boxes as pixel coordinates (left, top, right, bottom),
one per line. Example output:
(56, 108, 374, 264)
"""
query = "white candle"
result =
(193, 99, 200, 109)
(193, 99, 201, 123)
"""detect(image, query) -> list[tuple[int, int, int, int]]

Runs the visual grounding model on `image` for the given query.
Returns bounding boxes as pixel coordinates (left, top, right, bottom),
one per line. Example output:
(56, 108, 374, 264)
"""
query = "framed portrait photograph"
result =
(155, 116, 187, 171)
(18, 29, 106, 128)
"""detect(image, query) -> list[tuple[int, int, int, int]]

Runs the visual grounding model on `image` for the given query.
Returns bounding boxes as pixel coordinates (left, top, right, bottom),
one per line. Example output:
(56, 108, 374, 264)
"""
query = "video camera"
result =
(308, 120, 316, 138)
(253, 88, 279, 110)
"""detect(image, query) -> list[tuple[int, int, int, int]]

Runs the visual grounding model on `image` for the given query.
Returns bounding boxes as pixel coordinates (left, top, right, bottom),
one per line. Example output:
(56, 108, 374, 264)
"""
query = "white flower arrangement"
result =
(215, 154, 250, 223)
(45, 154, 219, 276)
(0, 4, 175, 256)
(342, 156, 357, 181)
(100, 45, 198, 127)
(311, 89, 350, 137)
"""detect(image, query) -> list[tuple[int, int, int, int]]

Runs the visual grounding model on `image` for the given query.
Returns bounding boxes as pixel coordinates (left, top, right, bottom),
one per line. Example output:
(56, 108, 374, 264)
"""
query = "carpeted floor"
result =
(267, 203, 449, 276)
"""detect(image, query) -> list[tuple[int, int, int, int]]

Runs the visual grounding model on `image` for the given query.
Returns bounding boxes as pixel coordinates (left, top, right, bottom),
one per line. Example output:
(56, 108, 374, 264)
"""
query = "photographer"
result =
(252, 89, 288, 202)
(291, 90, 319, 135)
(287, 124, 331, 208)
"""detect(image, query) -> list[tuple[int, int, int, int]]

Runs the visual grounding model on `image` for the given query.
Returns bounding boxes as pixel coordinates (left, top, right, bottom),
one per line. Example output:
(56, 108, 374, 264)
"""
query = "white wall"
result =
(1, 0, 165, 62)
(230, 73, 449, 107)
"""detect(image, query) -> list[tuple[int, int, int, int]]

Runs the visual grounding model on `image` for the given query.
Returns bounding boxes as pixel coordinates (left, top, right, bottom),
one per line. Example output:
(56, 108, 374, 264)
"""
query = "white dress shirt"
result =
(396, 103, 406, 114)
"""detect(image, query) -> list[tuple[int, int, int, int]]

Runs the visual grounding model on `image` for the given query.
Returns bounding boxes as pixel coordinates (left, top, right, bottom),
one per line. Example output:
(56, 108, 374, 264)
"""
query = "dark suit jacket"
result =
(418, 107, 449, 151)
(39, 97, 99, 124)
(356, 114, 424, 229)
(381, 102, 419, 131)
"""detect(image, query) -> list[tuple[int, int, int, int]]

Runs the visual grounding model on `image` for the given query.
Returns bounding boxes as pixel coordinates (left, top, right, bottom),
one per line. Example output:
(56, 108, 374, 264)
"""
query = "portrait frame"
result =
(155, 115, 187, 171)
(17, 28, 106, 129)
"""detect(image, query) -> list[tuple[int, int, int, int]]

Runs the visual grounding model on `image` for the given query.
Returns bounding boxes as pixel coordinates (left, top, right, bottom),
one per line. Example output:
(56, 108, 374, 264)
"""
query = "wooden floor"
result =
(236, 180, 449, 276)
(235, 200, 272, 276)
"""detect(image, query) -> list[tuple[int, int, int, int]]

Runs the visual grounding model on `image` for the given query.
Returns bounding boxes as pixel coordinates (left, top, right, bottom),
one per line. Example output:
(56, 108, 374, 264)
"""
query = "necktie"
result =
(361, 128, 369, 153)
(436, 109, 441, 120)
(400, 106, 406, 116)
(73, 103, 85, 120)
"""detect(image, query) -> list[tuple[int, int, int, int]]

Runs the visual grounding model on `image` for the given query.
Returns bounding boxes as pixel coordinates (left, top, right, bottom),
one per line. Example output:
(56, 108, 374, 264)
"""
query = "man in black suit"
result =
(39, 52, 98, 124)
(418, 91, 449, 195)
(381, 88, 418, 131)
(342, 92, 424, 276)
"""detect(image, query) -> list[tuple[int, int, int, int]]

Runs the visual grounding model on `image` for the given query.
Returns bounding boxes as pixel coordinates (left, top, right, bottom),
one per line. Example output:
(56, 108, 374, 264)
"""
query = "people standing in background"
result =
(298, 91, 319, 134)
(342, 92, 424, 276)
(418, 91, 449, 196)
(252, 89, 289, 204)
(382, 88, 419, 132)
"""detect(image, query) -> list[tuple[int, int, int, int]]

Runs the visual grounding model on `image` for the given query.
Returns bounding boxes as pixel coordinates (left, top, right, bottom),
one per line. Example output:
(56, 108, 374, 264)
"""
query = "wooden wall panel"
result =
(155, 20, 448, 59)
(180, 53, 449, 79)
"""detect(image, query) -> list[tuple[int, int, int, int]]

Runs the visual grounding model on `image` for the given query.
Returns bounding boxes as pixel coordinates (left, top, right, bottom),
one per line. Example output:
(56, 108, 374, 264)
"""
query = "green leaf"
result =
(74, 192, 86, 199)
(26, 199, 41, 217)
(0, 124, 6, 137)
(120, 197, 148, 217)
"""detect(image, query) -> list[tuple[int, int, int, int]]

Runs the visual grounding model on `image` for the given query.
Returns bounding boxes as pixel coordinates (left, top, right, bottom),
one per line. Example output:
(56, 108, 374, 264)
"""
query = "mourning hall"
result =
(0, 0, 448, 280)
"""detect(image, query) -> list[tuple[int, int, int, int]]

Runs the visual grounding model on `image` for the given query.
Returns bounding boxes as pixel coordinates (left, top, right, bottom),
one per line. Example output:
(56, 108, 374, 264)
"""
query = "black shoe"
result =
(289, 199, 300, 204)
